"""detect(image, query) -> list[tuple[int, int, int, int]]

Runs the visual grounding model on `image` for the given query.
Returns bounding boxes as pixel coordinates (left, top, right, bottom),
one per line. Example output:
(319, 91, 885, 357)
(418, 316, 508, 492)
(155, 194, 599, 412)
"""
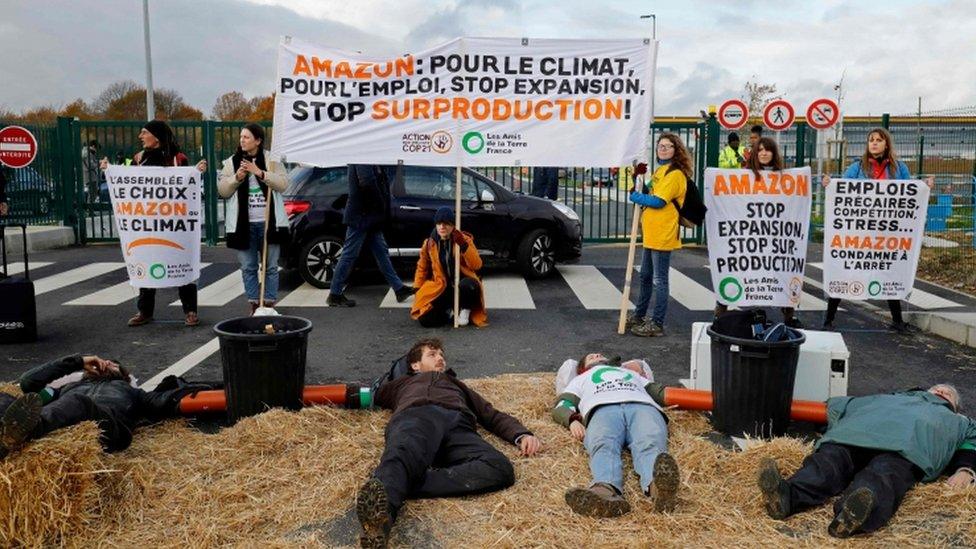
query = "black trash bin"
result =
(707, 326, 805, 438)
(213, 315, 313, 423)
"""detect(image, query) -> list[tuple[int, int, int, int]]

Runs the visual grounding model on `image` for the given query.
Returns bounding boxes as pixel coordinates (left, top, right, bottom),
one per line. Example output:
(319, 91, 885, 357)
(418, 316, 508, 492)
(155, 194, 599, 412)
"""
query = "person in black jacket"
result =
(325, 164, 414, 307)
(0, 355, 204, 459)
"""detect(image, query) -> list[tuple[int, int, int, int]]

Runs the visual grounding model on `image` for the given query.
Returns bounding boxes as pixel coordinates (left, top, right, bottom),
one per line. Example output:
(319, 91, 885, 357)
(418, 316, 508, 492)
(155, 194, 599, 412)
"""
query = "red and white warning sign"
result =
(0, 126, 38, 168)
(763, 100, 795, 131)
(718, 99, 749, 130)
(806, 98, 840, 130)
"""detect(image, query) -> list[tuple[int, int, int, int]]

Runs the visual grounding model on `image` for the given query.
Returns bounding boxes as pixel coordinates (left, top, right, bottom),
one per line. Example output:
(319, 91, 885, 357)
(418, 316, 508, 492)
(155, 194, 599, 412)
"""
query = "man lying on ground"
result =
(356, 338, 542, 548)
(758, 384, 976, 538)
(553, 353, 679, 517)
(0, 355, 205, 458)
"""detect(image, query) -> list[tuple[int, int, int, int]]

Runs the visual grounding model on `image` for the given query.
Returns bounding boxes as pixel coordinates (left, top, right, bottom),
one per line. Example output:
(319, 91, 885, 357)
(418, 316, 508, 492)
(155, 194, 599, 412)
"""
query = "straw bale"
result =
(1, 375, 973, 547)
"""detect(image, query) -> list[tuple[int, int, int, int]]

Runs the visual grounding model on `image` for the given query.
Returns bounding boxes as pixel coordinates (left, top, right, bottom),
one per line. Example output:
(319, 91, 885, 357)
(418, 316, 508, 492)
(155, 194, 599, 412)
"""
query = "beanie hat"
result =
(433, 207, 455, 225)
(728, 132, 739, 142)
(143, 120, 173, 145)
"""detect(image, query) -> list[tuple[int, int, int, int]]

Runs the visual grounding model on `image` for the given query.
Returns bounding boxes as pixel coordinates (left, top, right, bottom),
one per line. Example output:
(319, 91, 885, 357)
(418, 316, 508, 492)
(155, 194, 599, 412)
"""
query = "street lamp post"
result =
(143, 0, 156, 120)
(640, 13, 656, 39)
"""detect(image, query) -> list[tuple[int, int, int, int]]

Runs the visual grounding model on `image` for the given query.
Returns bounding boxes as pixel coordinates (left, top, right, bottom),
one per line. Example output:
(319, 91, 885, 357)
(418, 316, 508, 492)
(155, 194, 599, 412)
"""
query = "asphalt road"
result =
(2, 242, 975, 407)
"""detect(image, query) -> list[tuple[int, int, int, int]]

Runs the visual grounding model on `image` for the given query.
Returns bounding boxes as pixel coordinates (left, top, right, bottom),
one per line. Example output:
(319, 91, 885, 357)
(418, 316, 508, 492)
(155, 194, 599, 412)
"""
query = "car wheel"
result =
(299, 234, 344, 289)
(516, 228, 556, 279)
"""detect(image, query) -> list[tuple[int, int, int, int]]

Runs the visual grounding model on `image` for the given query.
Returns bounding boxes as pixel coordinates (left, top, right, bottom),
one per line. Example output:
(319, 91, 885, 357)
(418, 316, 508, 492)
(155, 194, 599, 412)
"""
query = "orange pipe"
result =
(662, 387, 828, 424)
(179, 384, 350, 415)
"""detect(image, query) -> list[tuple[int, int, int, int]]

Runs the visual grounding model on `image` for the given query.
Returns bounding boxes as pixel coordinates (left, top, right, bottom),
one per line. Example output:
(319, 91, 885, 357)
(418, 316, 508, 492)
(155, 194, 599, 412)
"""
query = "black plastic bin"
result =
(213, 315, 313, 423)
(707, 326, 805, 438)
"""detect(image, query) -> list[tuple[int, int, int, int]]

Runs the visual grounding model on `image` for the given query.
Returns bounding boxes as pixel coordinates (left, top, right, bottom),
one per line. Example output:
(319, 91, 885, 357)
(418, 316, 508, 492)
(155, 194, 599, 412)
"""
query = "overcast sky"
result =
(2, 0, 974, 117)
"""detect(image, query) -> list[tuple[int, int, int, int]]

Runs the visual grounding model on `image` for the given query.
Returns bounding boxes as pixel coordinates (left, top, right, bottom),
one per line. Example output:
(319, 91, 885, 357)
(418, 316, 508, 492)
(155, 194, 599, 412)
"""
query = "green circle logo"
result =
(591, 367, 634, 384)
(719, 276, 743, 302)
(462, 131, 485, 154)
(868, 281, 882, 297)
(150, 263, 167, 280)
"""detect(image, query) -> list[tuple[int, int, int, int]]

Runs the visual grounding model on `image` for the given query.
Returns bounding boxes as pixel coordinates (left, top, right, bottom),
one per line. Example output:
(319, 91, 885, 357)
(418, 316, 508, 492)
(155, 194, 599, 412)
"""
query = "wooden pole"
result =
(454, 165, 461, 328)
(258, 185, 272, 309)
(617, 173, 643, 334)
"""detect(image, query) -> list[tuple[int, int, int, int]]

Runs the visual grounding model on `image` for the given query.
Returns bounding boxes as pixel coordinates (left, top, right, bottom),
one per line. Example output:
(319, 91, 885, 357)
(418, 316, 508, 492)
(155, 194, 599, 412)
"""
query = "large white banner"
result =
(106, 166, 202, 288)
(704, 167, 812, 308)
(271, 36, 656, 167)
(823, 179, 929, 300)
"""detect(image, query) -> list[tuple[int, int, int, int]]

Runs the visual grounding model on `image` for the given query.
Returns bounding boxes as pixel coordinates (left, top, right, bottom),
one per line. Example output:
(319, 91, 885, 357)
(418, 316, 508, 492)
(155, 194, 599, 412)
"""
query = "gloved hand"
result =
(634, 162, 648, 176)
(451, 229, 468, 251)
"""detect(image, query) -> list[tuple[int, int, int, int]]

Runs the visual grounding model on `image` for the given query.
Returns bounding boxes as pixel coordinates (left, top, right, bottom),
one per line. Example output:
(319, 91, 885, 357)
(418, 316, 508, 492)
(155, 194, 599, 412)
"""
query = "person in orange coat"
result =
(411, 207, 487, 327)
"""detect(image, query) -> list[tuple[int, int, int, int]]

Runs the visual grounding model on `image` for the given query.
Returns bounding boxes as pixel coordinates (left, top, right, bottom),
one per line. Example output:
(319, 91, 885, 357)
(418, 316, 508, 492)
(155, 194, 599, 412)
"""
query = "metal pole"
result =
(143, 0, 156, 120)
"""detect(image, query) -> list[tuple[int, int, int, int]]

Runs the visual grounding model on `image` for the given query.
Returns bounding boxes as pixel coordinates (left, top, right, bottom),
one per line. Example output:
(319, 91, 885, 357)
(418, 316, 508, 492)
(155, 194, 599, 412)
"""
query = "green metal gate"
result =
(0, 121, 62, 226)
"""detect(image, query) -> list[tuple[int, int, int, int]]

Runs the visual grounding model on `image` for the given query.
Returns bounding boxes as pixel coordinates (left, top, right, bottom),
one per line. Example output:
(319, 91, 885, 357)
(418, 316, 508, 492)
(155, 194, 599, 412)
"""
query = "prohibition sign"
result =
(718, 99, 749, 130)
(763, 100, 795, 131)
(806, 98, 840, 130)
(0, 125, 38, 168)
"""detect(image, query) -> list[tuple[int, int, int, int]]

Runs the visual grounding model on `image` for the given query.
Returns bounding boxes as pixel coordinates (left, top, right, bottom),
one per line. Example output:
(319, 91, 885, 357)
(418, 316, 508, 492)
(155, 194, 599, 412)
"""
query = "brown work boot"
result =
(758, 457, 792, 520)
(565, 482, 631, 517)
(357, 478, 393, 549)
(828, 487, 874, 538)
(631, 319, 664, 337)
(127, 313, 152, 327)
(185, 311, 200, 327)
(249, 302, 258, 316)
(625, 312, 642, 330)
(648, 453, 680, 512)
(0, 393, 42, 459)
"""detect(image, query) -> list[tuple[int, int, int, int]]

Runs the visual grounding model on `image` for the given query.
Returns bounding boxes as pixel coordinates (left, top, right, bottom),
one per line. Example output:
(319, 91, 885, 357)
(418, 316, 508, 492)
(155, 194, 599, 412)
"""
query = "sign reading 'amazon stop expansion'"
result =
(271, 36, 657, 167)
(105, 166, 203, 289)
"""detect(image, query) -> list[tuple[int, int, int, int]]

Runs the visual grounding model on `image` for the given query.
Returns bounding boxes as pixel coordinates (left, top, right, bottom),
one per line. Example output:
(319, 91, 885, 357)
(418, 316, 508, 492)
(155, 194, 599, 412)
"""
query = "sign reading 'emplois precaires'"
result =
(271, 36, 656, 168)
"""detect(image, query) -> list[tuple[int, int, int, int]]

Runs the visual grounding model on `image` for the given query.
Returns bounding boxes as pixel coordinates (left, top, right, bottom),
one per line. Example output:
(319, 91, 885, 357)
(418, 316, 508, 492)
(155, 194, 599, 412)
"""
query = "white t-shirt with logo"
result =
(247, 174, 267, 223)
(562, 366, 663, 423)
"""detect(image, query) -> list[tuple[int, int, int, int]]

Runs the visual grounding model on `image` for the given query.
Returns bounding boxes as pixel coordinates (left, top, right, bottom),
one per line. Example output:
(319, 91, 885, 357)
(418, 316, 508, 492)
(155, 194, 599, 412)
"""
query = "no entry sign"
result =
(718, 99, 749, 130)
(0, 126, 38, 168)
(763, 100, 795, 132)
(806, 98, 840, 130)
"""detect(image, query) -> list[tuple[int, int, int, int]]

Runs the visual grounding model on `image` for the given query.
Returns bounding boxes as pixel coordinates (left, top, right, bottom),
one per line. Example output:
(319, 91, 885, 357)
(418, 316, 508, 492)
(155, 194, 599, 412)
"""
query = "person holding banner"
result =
(127, 120, 207, 327)
(217, 124, 288, 315)
(626, 134, 691, 337)
(411, 207, 487, 328)
(820, 128, 934, 333)
(713, 137, 803, 328)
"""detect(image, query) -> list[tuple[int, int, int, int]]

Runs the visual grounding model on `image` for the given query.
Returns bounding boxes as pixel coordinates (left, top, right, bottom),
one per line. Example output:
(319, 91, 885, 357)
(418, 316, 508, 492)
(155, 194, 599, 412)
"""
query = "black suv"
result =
(282, 164, 582, 288)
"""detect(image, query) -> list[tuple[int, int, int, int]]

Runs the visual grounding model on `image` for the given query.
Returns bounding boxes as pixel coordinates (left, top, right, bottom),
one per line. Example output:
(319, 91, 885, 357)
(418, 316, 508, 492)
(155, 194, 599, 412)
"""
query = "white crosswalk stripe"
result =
(33, 263, 124, 296)
(277, 283, 329, 307)
(66, 263, 212, 306)
(808, 263, 963, 310)
(558, 265, 632, 310)
(173, 271, 241, 307)
(1, 261, 53, 276)
(380, 274, 535, 309)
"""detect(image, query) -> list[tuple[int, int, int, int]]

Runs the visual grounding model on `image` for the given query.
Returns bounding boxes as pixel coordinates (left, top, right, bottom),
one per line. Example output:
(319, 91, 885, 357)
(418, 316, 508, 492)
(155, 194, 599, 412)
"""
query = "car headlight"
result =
(550, 201, 579, 221)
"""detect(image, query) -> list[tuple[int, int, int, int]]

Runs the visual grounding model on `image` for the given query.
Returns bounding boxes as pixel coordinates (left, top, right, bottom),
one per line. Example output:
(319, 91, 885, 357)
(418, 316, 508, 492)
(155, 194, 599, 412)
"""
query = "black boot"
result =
(828, 487, 874, 538)
(357, 477, 393, 548)
(0, 393, 42, 459)
(758, 458, 792, 520)
(327, 293, 357, 307)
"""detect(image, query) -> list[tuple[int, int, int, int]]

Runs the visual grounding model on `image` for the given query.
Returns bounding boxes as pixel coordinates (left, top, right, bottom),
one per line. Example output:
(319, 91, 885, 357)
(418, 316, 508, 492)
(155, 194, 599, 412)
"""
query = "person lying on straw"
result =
(0, 355, 209, 459)
(552, 353, 679, 517)
(356, 338, 542, 548)
(758, 384, 976, 539)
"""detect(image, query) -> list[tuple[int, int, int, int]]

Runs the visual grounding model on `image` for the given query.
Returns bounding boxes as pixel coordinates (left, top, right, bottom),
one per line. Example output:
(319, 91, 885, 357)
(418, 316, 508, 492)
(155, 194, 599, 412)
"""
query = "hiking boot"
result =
(631, 320, 664, 337)
(327, 293, 356, 307)
(649, 453, 680, 512)
(0, 393, 42, 459)
(394, 286, 417, 303)
(185, 311, 200, 327)
(127, 313, 152, 327)
(457, 309, 471, 326)
(357, 478, 392, 549)
(821, 321, 835, 331)
(565, 482, 631, 517)
(784, 317, 803, 329)
(625, 312, 642, 330)
(758, 458, 791, 520)
(889, 321, 917, 335)
(249, 302, 259, 316)
(828, 487, 875, 538)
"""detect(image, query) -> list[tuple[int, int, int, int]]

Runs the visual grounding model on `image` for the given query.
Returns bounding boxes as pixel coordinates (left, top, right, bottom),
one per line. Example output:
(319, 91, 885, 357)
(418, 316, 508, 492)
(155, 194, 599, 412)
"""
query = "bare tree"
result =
(212, 91, 253, 121)
(742, 77, 782, 121)
(92, 80, 141, 115)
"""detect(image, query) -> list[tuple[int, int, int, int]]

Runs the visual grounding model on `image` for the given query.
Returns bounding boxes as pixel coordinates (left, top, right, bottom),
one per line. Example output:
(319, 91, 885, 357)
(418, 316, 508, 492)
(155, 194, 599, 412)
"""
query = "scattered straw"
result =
(1, 375, 973, 547)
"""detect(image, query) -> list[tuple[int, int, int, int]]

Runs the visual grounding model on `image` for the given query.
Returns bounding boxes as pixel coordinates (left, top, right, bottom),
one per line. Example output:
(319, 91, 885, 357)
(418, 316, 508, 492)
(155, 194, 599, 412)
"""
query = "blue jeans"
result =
(634, 249, 671, 325)
(237, 222, 281, 302)
(584, 403, 668, 494)
(330, 224, 404, 296)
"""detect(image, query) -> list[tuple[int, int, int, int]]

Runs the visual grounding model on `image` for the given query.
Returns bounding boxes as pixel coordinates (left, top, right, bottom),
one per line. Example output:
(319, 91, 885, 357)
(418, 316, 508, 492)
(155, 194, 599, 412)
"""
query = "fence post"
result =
(916, 135, 925, 177)
(55, 116, 81, 244)
(202, 120, 218, 246)
(795, 122, 807, 167)
(881, 113, 890, 129)
(705, 110, 719, 168)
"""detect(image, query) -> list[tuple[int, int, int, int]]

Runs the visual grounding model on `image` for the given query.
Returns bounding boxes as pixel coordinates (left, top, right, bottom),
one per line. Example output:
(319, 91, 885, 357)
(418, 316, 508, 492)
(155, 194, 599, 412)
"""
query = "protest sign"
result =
(106, 166, 202, 288)
(704, 167, 812, 307)
(823, 179, 929, 300)
(271, 36, 656, 167)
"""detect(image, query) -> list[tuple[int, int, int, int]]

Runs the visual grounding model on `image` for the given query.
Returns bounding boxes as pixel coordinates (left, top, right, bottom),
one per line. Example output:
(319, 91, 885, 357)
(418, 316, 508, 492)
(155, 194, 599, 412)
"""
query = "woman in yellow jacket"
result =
(626, 133, 691, 337)
(411, 207, 487, 327)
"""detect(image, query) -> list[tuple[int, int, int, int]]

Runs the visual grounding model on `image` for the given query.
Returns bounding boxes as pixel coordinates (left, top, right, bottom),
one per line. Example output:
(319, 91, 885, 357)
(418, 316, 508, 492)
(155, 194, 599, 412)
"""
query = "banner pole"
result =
(618, 174, 642, 334)
(454, 165, 461, 328)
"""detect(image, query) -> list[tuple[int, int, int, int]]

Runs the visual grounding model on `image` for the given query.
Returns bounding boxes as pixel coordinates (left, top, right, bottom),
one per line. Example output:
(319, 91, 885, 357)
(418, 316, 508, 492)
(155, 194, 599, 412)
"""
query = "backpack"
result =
(672, 177, 707, 228)
(369, 353, 411, 406)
